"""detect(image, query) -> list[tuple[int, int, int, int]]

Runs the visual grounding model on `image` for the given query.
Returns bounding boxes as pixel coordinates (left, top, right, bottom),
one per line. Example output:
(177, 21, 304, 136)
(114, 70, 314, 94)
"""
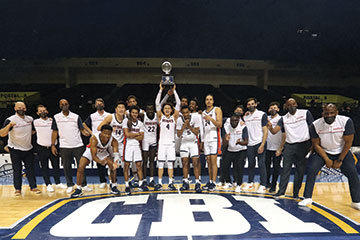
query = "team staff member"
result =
(265, 102, 285, 193)
(51, 99, 91, 194)
(0, 101, 41, 195)
(33, 104, 67, 192)
(223, 114, 248, 193)
(268, 98, 314, 198)
(299, 104, 360, 210)
(243, 97, 268, 193)
(83, 98, 110, 189)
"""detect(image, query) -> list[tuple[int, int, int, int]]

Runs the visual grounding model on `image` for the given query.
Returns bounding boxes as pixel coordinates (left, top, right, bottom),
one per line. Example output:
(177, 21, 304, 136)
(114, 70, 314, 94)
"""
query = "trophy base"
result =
(161, 75, 174, 86)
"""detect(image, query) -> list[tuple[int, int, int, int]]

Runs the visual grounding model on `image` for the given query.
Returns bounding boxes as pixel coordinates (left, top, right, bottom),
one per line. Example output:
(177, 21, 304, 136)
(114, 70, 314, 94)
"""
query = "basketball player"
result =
(202, 94, 223, 191)
(154, 83, 181, 191)
(98, 100, 126, 187)
(142, 104, 158, 187)
(123, 106, 148, 193)
(83, 98, 110, 189)
(177, 105, 202, 193)
(71, 124, 120, 198)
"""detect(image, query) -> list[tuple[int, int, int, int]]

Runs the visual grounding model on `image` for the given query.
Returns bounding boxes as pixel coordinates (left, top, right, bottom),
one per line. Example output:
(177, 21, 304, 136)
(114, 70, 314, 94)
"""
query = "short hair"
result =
(116, 100, 126, 108)
(129, 105, 140, 113)
(36, 104, 46, 111)
(190, 98, 198, 106)
(234, 104, 245, 111)
(95, 98, 104, 104)
(181, 96, 189, 101)
(127, 95, 137, 101)
(269, 101, 280, 108)
(246, 97, 257, 104)
(101, 124, 113, 132)
(181, 105, 190, 111)
(231, 114, 240, 119)
(206, 94, 214, 99)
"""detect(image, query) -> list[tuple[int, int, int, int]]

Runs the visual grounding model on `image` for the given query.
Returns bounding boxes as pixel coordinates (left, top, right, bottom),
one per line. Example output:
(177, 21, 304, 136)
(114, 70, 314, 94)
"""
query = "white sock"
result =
(139, 180, 143, 186)
(196, 179, 200, 183)
(77, 186, 82, 190)
(159, 178, 162, 184)
(150, 177, 154, 182)
(125, 181, 129, 187)
(169, 178, 173, 184)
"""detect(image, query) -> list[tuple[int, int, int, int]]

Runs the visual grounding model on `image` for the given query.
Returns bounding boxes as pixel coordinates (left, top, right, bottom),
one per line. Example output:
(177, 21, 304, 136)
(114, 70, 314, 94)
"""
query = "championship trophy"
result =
(161, 61, 174, 86)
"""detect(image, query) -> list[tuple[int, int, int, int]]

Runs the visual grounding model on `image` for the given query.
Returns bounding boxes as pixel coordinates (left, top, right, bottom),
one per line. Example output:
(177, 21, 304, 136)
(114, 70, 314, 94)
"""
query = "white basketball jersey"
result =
(159, 115, 176, 145)
(143, 112, 158, 142)
(110, 113, 124, 143)
(93, 133, 113, 159)
(177, 115, 200, 143)
(203, 107, 220, 142)
(123, 118, 144, 146)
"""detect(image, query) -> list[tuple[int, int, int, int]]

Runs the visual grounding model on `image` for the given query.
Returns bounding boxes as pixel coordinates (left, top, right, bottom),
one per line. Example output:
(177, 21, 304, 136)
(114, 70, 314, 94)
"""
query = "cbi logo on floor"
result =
(4, 191, 360, 240)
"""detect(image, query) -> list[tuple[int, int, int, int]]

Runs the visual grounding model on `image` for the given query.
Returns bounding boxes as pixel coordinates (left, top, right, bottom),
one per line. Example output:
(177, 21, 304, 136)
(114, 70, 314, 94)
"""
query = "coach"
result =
(299, 104, 360, 210)
(268, 98, 314, 198)
(51, 99, 90, 194)
(0, 102, 41, 195)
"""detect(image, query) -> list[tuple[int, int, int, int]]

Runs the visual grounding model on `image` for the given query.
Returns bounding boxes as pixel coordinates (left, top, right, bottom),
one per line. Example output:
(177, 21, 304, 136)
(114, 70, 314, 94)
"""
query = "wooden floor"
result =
(0, 182, 359, 228)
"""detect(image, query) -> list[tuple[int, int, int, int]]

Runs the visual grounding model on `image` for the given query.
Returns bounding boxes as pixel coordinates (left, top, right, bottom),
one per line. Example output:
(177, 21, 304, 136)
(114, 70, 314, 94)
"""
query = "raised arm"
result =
(173, 86, 181, 120)
(155, 84, 164, 121)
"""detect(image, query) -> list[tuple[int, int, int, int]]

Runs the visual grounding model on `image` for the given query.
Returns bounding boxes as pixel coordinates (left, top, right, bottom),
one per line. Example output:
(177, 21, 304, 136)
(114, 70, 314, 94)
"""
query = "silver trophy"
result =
(161, 61, 174, 86)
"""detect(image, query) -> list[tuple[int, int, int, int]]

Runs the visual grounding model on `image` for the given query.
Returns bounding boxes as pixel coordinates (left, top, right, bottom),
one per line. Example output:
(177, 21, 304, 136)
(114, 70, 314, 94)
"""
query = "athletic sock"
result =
(77, 186, 82, 190)
(159, 178, 162, 184)
(169, 178, 173, 184)
(196, 179, 200, 183)
(139, 180, 143, 186)
(125, 181, 129, 187)
(150, 177, 154, 182)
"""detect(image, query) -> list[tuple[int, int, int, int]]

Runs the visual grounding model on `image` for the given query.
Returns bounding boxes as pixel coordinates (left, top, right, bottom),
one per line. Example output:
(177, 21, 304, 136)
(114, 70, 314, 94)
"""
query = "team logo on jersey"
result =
(2, 191, 360, 240)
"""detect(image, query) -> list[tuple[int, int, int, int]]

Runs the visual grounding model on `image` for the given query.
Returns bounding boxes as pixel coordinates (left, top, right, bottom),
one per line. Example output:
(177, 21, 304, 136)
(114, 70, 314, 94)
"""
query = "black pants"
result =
(220, 148, 229, 183)
(303, 151, 360, 202)
(37, 145, 61, 185)
(223, 150, 247, 185)
(97, 163, 107, 183)
(265, 150, 282, 190)
(247, 142, 267, 186)
(277, 140, 311, 197)
(60, 146, 86, 187)
(9, 148, 37, 190)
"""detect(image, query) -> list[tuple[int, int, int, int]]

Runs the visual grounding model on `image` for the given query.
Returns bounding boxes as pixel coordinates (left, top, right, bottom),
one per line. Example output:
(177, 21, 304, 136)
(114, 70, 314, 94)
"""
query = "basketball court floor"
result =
(1, 175, 360, 240)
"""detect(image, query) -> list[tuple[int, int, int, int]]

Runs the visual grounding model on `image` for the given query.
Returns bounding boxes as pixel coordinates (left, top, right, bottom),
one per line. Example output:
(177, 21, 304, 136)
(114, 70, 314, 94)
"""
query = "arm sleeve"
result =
(84, 116, 92, 129)
(344, 119, 355, 135)
(309, 124, 319, 139)
(261, 113, 268, 127)
(160, 94, 169, 107)
(155, 89, 163, 111)
(306, 110, 314, 126)
(277, 117, 285, 133)
(77, 116, 84, 129)
(173, 90, 181, 111)
(51, 118, 58, 130)
(242, 126, 248, 140)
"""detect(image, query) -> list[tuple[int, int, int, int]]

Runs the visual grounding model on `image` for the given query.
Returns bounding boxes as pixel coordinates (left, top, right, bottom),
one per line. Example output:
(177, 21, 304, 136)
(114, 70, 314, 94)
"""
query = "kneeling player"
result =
(123, 106, 148, 194)
(71, 125, 120, 198)
(177, 105, 202, 193)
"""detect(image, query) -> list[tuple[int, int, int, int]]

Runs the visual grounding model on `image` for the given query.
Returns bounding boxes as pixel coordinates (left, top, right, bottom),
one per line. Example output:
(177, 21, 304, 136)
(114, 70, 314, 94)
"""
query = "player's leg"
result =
(265, 150, 273, 189)
(167, 144, 176, 190)
(105, 157, 120, 195)
(155, 145, 166, 190)
(71, 156, 90, 198)
(124, 161, 131, 193)
(148, 145, 157, 187)
(191, 142, 202, 193)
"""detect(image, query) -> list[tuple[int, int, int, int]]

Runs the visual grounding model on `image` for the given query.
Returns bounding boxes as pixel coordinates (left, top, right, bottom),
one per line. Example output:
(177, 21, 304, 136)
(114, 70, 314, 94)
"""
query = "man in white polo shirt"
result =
(268, 98, 314, 198)
(0, 101, 41, 195)
(243, 97, 268, 193)
(299, 104, 360, 210)
(51, 99, 90, 194)
(83, 98, 110, 189)
(33, 104, 67, 192)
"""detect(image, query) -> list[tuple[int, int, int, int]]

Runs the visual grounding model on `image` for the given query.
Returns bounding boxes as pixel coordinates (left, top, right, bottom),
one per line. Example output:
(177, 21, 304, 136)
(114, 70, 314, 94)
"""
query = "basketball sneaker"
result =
(242, 182, 254, 191)
(351, 202, 360, 210)
(180, 181, 190, 191)
(195, 183, 202, 193)
(139, 183, 149, 192)
(99, 182, 107, 189)
(125, 186, 131, 194)
(154, 183, 163, 191)
(257, 185, 266, 194)
(148, 180, 156, 188)
(168, 183, 177, 191)
(47, 184, 54, 192)
(202, 182, 211, 191)
(71, 188, 83, 198)
(298, 198, 313, 206)
(235, 185, 242, 193)
(110, 186, 120, 195)
(208, 182, 216, 191)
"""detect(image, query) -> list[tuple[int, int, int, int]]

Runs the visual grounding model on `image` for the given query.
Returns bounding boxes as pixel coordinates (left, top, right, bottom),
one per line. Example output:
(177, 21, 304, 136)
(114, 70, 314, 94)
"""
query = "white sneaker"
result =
(298, 198, 313, 206)
(223, 182, 233, 189)
(66, 186, 73, 194)
(83, 185, 93, 192)
(235, 185, 242, 193)
(242, 182, 254, 191)
(233, 182, 237, 187)
(56, 183, 67, 189)
(351, 202, 360, 210)
(257, 185, 266, 194)
(99, 183, 106, 189)
(216, 182, 223, 187)
(46, 184, 54, 192)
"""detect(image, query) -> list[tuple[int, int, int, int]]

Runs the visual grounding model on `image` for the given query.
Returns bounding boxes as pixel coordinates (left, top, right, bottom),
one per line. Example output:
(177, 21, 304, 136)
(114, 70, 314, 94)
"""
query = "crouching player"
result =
(71, 124, 120, 198)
